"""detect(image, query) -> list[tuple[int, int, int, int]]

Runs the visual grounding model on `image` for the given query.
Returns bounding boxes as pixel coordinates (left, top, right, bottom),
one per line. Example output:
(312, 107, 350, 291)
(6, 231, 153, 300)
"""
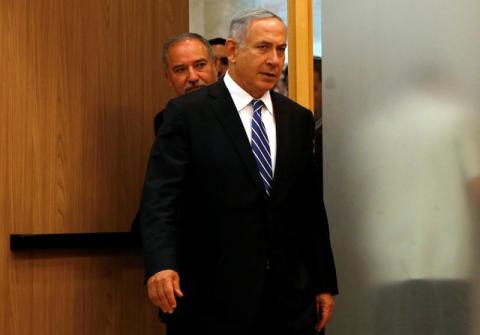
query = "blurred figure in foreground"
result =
(356, 64, 480, 334)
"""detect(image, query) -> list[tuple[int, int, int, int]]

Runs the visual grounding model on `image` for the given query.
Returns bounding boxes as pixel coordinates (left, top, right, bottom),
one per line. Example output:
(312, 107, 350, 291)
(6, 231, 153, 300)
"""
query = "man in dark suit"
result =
(131, 33, 217, 236)
(155, 32, 219, 134)
(140, 8, 338, 335)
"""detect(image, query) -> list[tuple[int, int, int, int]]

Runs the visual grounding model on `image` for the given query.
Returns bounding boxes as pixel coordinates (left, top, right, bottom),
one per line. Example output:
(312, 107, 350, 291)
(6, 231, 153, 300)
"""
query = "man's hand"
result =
(315, 293, 335, 333)
(147, 270, 184, 314)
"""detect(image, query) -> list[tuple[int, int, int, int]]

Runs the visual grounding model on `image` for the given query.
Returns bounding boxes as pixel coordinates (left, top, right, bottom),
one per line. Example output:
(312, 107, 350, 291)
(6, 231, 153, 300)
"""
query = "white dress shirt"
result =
(223, 72, 277, 174)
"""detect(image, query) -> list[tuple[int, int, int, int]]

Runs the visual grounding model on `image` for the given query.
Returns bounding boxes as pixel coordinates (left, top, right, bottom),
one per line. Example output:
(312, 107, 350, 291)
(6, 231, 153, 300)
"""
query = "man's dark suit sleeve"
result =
(140, 101, 189, 281)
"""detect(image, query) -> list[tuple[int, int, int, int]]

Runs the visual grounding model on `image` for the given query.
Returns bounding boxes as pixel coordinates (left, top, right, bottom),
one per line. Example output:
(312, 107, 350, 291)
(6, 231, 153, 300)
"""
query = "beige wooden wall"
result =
(0, 0, 188, 333)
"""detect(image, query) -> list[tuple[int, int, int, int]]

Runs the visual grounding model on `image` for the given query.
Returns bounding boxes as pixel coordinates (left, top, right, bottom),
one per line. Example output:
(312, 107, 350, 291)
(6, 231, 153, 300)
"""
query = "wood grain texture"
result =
(5, 0, 187, 235)
(288, 0, 314, 110)
(0, 2, 9, 333)
(9, 249, 164, 335)
(1, 0, 188, 333)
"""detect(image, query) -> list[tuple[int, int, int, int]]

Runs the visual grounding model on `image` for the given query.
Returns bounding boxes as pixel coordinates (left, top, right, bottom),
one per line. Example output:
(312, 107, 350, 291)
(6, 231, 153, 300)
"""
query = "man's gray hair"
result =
(228, 8, 285, 46)
(162, 32, 215, 70)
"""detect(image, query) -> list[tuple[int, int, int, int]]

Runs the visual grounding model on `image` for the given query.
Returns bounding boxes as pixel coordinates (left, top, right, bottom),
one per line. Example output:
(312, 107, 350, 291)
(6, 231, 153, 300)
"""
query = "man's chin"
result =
(259, 77, 280, 90)
(260, 82, 277, 93)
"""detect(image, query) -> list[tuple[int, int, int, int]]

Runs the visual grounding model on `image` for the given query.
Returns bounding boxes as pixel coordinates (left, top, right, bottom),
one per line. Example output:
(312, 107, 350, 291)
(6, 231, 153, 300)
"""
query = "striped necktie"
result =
(251, 99, 273, 195)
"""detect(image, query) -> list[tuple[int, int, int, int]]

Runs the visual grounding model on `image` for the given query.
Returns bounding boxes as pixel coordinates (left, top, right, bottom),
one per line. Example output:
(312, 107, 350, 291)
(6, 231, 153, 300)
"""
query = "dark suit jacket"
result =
(140, 79, 338, 333)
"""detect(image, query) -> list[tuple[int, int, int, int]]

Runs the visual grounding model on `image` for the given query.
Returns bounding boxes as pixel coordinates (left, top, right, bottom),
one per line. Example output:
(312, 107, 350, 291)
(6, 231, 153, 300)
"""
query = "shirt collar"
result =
(223, 71, 273, 115)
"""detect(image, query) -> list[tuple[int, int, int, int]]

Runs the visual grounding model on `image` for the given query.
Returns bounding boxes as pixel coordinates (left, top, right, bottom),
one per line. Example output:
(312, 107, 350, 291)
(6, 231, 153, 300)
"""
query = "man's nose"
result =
(267, 49, 281, 66)
(187, 67, 199, 82)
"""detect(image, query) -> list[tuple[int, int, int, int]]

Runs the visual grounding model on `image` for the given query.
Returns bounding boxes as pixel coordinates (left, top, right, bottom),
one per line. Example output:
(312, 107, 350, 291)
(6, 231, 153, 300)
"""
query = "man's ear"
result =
(225, 38, 237, 65)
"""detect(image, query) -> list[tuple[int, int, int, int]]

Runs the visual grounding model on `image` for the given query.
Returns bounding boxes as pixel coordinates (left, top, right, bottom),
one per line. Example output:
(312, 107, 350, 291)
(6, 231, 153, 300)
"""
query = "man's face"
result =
(211, 44, 228, 78)
(165, 39, 218, 96)
(226, 18, 287, 98)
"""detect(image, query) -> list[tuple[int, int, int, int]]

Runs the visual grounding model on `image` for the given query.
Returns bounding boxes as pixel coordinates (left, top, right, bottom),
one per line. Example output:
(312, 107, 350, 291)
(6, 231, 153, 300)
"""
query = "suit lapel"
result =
(208, 81, 265, 192)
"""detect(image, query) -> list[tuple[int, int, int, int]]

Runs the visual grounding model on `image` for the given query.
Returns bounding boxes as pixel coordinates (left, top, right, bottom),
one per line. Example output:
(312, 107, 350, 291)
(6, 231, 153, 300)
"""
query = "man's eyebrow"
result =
(255, 41, 287, 47)
(172, 58, 209, 68)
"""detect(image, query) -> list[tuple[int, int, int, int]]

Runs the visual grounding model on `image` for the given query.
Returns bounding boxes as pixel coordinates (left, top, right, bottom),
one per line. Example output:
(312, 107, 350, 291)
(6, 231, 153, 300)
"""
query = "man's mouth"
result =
(260, 72, 277, 78)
